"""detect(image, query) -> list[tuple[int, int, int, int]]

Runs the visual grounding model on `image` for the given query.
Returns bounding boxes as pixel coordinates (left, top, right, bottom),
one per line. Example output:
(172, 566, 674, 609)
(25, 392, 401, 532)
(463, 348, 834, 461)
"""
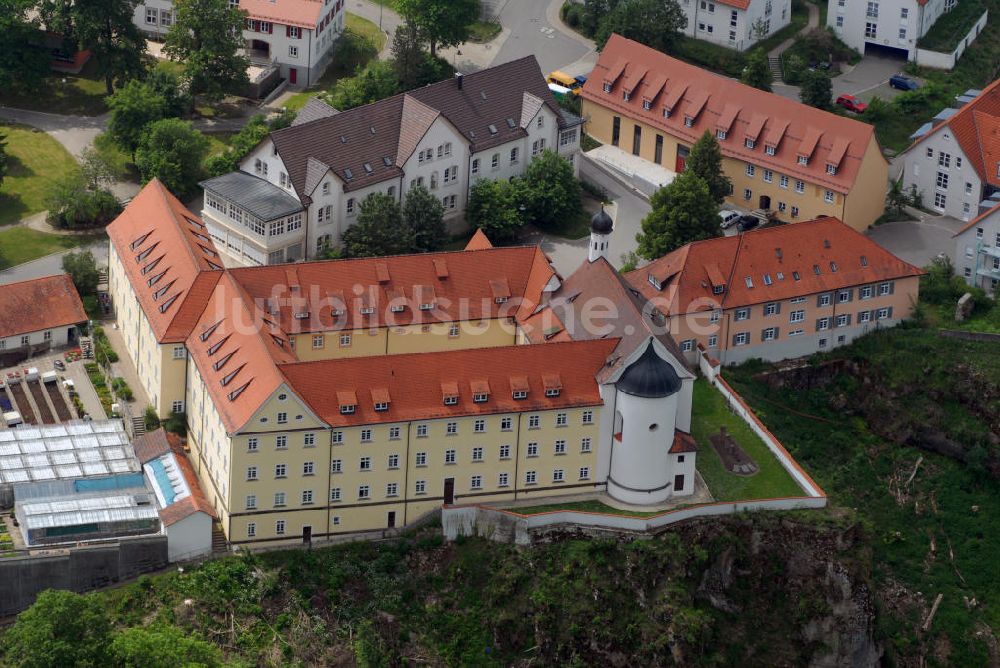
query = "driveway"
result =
(866, 215, 964, 268)
(0, 238, 109, 286)
(831, 54, 912, 103)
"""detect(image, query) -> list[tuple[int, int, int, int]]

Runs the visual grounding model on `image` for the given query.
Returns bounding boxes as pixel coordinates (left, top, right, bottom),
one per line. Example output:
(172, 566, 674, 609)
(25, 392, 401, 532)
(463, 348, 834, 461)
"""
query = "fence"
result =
(444, 355, 826, 543)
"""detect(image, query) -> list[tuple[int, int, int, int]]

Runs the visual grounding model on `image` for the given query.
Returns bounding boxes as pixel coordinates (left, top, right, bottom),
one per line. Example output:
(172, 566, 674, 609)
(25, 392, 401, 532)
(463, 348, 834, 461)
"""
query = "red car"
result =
(836, 94, 867, 114)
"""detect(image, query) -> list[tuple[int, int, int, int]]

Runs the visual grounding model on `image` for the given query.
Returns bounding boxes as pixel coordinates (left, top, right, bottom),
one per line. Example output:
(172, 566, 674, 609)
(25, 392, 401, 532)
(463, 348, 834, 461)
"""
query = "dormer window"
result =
(797, 155, 809, 165)
(340, 404, 356, 414)
(603, 82, 611, 93)
(826, 163, 837, 175)
(338, 391, 357, 414)
(684, 116, 694, 128)
(471, 379, 490, 403)
(374, 402, 388, 412)
(830, 261, 838, 272)
(623, 91, 630, 101)
(543, 374, 562, 397)
(510, 375, 529, 400)
(513, 390, 528, 400)
(441, 381, 459, 405)
(419, 302, 433, 311)
(860, 255, 868, 267)
(717, 130, 727, 140)
(647, 274, 662, 290)
(745, 138, 755, 149)
(473, 393, 488, 403)
(712, 284, 725, 295)
(390, 304, 405, 313)
(443, 395, 458, 405)
(744, 276, 754, 288)
(642, 99, 651, 110)
(662, 106, 671, 118)
(360, 306, 374, 315)
(495, 296, 507, 304)
(545, 388, 560, 397)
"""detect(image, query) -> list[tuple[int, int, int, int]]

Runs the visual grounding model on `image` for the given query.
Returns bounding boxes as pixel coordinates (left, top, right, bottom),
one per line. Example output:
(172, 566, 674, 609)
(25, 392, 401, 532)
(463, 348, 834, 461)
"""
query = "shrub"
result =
(144, 406, 161, 431)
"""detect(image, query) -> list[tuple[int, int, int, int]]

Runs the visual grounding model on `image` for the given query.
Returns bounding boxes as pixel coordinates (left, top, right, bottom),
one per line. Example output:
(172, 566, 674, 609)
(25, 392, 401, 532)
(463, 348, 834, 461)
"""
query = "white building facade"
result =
(681, 0, 791, 51)
(201, 57, 583, 267)
(953, 202, 1000, 295)
(135, 0, 344, 87)
(827, 0, 957, 60)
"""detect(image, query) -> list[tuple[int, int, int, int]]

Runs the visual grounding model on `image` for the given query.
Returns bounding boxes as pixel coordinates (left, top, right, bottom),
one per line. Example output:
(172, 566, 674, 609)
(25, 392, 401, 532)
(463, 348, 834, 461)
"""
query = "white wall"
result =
(0, 326, 74, 353)
(903, 130, 980, 220)
(679, 0, 790, 50)
(166, 512, 213, 561)
(953, 206, 1000, 295)
(913, 9, 988, 69)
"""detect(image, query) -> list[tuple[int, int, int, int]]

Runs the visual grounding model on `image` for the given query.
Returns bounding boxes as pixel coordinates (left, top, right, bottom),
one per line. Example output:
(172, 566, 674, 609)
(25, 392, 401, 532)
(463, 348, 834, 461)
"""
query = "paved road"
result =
(866, 215, 963, 268)
(0, 107, 108, 159)
(0, 238, 108, 286)
(492, 0, 592, 75)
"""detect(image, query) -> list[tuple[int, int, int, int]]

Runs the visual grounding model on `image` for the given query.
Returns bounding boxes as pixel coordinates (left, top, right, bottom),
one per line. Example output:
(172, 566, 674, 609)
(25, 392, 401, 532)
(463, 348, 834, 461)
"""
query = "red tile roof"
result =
(106, 179, 224, 343)
(626, 217, 923, 311)
(907, 78, 1000, 188)
(670, 431, 698, 454)
(279, 339, 619, 427)
(159, 431, 216, 526)
(582, 35, 882, 194)
(240, 0, 323, 29)
(0, 274, 87, 339)
(227, 246, 557, 334)
(465, 229, 494, 251)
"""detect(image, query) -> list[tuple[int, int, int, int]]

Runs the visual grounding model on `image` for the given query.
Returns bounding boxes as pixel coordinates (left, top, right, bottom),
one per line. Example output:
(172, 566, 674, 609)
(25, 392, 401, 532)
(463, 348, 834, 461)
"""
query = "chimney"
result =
(455, 72, 463, 90)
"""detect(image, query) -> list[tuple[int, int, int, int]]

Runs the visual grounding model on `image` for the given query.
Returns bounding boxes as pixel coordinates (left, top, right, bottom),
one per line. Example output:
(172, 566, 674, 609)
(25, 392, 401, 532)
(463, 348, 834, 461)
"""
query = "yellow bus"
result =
(547, 70, 584, 95)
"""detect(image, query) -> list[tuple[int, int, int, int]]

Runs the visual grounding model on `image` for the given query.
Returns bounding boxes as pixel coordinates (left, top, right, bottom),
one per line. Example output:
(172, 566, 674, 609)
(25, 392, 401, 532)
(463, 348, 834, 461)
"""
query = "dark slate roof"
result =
(268, 56, 566, 199)
(200, 171, 304, 221)
(591, 207, 613, 233)
(291, 97, 338, 126)
(616, 341, 682, 398)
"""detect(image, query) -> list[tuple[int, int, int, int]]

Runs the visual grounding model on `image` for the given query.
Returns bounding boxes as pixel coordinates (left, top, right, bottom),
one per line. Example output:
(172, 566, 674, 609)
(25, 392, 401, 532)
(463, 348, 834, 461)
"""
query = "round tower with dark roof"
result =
(588, 206, 614, 262)
(607, 340, 685, 505)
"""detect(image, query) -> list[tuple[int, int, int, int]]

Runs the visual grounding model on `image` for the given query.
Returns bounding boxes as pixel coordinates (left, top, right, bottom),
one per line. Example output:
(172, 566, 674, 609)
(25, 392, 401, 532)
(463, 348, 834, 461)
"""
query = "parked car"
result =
(719, 209, 741, 229)
(835, 94, 868, 114)
(53, 359, 65, 371)
(889, 74, 920, 91)
(737, 215, 760, 232)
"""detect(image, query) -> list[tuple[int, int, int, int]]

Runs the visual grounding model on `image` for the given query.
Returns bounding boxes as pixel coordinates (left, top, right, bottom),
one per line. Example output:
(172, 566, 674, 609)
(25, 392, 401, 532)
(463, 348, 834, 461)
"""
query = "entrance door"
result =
(759, 194, 771, 210)
(302, 525, 312, 544)
(443, 478, 455, 505)
(675, 145, 689, 172)
(674, 474, 685, 492)
(611, 116, 621, 147)
(387, 511, 396, 528)
(289, 68, 297, 85)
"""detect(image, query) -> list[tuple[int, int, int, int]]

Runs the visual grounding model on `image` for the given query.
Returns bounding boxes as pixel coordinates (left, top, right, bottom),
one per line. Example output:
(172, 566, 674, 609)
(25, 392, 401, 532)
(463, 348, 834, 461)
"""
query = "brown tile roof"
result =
(270, 56, 566, 198)
(670, 431, 698, 454)
(582, 35, 882, 194)
(227, 245, 557, 334)
(278, 339, 619, 427)
(105, 179, 224, 343)
(0, 274, 87, 339)
(159, 431, 216, 526)
(132, 428, 171, 464)
(907, 78, 1000, 188)
(626, 217, 923, 311)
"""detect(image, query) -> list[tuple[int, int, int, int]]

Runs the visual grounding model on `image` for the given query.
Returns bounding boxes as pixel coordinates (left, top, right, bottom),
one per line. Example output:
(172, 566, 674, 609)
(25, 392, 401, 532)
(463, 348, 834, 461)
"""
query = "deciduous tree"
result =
(396, 0, 479, 56)
(70, 0, 147, 94)
(467, 178, 524, 244)
(109, 626, 222, 668)
(107, 79, 167, 158)
(0, 0, 50, 92)
(403, 184, 447, 252)
(518, 149, 582, 230)
(636, 171, 719, 259)
(327, 60, 400, 111)
(2, 590, 111, 668)
(165, 0, 249, 101)
(800, 69, 832, 110)
(342, 193, 416, 257)
(134, 118, 209, 198)
(594, 0, 686, 52)
(0, 132, 7, 189)
(62, 250, 102, 295)
(740, 49, 773, 92)
(686, 131, 731, 204)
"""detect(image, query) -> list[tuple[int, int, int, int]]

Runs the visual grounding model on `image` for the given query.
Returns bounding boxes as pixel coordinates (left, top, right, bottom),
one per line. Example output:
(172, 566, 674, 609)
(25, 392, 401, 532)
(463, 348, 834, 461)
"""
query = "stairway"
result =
(131, 416, 145, 436)
(768, 56, 782, 80)
(79, 337, 94, 359)
(211, 523, 228, 553)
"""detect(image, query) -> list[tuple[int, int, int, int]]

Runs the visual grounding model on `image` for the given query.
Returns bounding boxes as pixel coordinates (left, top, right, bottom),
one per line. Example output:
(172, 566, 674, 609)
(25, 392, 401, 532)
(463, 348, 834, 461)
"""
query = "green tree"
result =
(0, 0, 50, 92)
(342, 193, 417, 257)
(46, 173, 122, 228)
(636, 171, 719, 259)
(135, 118, 209, 197)
(146, 66, 192, 116)
(2, 590, 111, 668)
(518, 149, 582, 230)
(595, 0, 686, 52)
(886, 175, 908, 216)
(0, 132, 7, 189)
(109, 625, 222, 668)
(79, 146, 122, 191)
(327, 60, 400, 111)
(62, 250, 102, 296)
(392, 20, 428, 90)
(204, 114, 271, 176)
(685, 131, 731, 204)
(741, 49, 772, 92)
(70, 0, 146, 94)
(396, 0, 479, 56)
(800, 69, 832, 110)
(165, 0, 249, 101)
(403, 184, 446, 252)
(467, 178, 524, 244)
(107, 79, 168, 158)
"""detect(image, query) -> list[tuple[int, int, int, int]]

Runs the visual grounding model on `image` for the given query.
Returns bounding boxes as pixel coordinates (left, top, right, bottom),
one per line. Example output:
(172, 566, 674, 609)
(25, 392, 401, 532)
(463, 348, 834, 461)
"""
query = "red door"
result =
(675, 145, 689, 173)
(289, 68, 297, 85)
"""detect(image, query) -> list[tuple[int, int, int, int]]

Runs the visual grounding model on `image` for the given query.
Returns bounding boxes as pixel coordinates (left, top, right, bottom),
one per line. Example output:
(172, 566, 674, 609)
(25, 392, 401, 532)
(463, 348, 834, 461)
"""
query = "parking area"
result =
(1, 348, 106, 427)
(866, 214, 966, 268)
(832, 54, 917, 103)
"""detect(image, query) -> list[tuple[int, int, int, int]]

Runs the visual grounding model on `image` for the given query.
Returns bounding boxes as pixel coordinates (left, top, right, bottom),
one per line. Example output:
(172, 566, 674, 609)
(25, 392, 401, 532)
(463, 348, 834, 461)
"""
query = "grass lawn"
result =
(0, 124, 79, 226)
(691, 378, 805, 501)
(467, 20, 502, 43)
(204, 132, 235, 158)
(347, 12, 387, 52)
(504, 500, 671, 517)
(916, 0, 986, 51)
(0, 58, 108, 116)
(0, 228, 98, 270)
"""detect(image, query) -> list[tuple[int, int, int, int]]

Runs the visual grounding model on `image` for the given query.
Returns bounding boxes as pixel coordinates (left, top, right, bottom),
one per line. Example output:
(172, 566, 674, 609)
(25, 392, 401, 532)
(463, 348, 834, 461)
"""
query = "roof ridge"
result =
(953, 199, 1000, 236)
(907, 77, 1000, 152)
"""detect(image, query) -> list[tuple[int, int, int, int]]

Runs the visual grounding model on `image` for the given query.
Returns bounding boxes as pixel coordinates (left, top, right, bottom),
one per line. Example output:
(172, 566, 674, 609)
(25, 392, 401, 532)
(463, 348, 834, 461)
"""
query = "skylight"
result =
(344, 168, 353, 180)
(363, 163, 373, 174)
(744, 276, 753, 288)
(506, 117, 516, 128)
(488, 124, 498, 135)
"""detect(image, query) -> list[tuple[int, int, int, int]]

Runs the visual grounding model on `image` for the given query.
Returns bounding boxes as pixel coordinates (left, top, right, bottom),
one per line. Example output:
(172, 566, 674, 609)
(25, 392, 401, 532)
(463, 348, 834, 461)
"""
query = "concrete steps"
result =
(211, 523, 228, 553)
(768, 56, 782, 80)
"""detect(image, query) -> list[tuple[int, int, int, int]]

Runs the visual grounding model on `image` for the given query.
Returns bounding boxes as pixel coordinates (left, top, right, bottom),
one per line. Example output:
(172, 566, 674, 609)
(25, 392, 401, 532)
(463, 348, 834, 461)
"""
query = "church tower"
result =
(588, 206, 614, 262)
